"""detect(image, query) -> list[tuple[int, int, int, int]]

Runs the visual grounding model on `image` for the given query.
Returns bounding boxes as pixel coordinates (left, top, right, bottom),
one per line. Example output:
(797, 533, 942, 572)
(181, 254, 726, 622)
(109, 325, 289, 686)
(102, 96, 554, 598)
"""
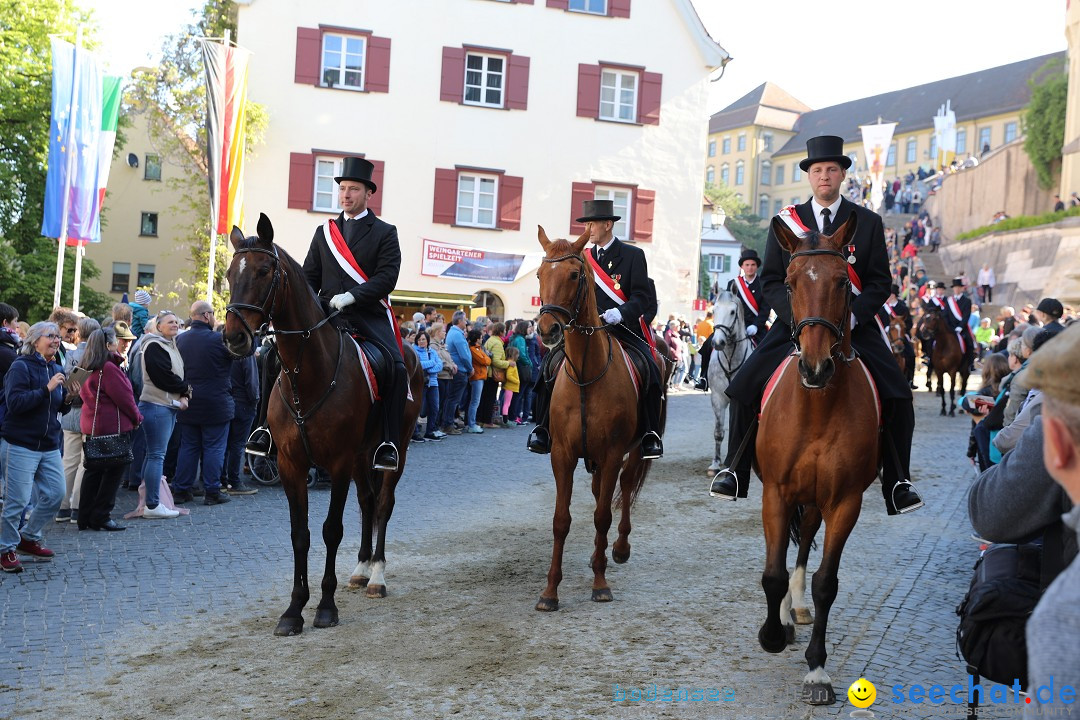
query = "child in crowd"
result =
(501, 346, 521, 427)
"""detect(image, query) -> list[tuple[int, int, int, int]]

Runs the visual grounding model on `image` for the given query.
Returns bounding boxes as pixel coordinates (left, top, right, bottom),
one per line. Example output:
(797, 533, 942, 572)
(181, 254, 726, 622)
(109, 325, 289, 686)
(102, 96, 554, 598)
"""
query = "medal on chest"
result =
(845, 244, 856, 264)
(613, 274, 621, 291)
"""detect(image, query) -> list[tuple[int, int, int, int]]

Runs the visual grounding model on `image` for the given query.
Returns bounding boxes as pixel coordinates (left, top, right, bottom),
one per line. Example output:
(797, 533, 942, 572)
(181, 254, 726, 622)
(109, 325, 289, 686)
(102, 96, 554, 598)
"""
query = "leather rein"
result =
(786, 248, 855, 363)
(537, 252, 615, 388)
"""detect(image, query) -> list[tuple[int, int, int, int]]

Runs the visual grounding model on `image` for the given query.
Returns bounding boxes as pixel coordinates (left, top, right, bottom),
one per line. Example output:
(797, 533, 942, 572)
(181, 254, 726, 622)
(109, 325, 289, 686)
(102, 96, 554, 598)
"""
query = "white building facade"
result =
(236, 0, 728, 321)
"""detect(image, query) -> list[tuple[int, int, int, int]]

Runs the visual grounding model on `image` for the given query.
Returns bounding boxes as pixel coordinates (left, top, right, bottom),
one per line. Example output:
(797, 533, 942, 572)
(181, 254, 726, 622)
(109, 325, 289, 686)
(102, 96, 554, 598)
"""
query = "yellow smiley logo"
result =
(847, 678, 876, 709)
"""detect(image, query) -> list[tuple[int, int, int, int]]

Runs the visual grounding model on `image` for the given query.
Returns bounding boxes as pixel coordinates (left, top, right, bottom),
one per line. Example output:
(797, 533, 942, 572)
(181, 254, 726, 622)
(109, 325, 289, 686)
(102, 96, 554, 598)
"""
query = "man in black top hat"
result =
(942, 277, 975, 370)
(877, 283, 917, 389)
(300, 157, 406, 472)
(695, 248, 770, 391)
(709, 135, 924, 515)
(527, 199, 664, 459)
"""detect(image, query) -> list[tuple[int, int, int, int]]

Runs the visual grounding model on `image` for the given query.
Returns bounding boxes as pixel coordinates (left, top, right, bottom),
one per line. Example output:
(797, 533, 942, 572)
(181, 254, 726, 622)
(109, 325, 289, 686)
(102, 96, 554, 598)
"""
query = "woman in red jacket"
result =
(78, 328, 143, 531)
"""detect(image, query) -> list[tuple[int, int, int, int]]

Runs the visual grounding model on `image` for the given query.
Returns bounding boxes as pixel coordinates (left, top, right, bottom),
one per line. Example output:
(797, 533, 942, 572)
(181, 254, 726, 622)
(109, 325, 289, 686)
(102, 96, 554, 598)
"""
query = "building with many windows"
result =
(236, 0, 728, 321)
(705, 52, 1065, 217)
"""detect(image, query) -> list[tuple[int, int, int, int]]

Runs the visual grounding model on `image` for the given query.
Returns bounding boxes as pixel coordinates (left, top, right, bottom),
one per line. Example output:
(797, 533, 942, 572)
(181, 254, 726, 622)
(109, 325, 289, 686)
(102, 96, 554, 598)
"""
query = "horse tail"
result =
(613, 458, 649, 510)
(788, 504, 804, 548)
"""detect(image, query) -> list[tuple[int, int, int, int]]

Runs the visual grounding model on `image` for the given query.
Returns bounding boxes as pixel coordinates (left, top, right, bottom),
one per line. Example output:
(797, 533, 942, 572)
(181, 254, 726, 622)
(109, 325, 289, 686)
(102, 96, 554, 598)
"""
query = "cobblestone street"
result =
(1, 380, 988, 720)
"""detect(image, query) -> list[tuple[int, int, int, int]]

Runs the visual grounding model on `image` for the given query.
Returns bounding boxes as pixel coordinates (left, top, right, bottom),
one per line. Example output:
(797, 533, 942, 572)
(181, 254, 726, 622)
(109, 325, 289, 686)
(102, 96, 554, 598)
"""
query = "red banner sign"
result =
(693, 298, 709, 311)
(531, 296, 542, 307)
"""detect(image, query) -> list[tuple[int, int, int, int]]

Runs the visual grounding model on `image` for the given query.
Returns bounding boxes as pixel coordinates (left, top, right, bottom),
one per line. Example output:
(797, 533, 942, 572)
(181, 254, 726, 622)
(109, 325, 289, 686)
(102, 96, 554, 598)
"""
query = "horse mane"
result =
(236, 236, 325, 315)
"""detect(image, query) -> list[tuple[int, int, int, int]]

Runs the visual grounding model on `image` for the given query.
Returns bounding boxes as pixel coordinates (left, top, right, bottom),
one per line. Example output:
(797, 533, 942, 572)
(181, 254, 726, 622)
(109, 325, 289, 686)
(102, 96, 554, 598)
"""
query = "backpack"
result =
(955, 543, 1042, 687)
(127, 342, 146, 400)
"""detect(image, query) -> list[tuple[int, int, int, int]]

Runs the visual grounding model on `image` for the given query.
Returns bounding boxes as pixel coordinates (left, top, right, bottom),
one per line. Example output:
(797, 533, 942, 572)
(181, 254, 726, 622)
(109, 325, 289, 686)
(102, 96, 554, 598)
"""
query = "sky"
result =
(81, 0, 1067, 113)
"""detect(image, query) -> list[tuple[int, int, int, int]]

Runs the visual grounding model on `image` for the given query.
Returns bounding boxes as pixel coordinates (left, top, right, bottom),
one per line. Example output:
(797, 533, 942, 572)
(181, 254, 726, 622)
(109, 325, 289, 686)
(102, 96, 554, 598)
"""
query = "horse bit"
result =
(785, 248, 856, 363)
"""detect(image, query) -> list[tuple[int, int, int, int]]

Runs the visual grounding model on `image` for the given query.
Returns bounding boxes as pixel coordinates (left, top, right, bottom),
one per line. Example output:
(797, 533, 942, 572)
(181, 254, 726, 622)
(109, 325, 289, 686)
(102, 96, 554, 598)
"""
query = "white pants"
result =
(61, 430, 85, 511)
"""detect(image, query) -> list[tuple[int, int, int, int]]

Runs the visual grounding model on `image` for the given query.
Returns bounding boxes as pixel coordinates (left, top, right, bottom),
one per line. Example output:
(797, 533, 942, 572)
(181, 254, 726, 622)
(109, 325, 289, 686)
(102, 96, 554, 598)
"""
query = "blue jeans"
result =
(0, 440, 64, 552)
(223, 405, 257, 485)
(420, 386, 440, 433)
(467, 379, 484, 426)
(438, 371, 467, 429)
(138, 401, 177, 508)
(174, 421, 230, 496)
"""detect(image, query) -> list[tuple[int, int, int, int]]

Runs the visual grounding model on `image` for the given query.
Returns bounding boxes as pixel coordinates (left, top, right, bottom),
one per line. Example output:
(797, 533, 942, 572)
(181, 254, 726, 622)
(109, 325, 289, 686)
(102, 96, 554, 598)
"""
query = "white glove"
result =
(602, 308, 623, 325)
(849, 312, 857, 330)
(329, 292, 356, 311)
(746, 325, 758, 337)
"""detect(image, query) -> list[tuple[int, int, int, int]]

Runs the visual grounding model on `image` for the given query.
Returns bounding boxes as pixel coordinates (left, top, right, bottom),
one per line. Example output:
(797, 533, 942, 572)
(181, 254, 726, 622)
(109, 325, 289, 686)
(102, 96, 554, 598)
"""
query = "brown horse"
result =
(755, 214, 881, 705)
(222, 214, 423, 636)
(533, 226, 667, 611)
(917, 308, 970, 416)
(887, 314, 907, 376)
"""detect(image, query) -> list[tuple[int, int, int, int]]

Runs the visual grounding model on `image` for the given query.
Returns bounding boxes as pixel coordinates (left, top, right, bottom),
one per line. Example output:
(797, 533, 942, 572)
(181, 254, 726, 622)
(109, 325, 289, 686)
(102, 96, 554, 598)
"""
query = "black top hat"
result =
(1036, 297, 1064, 319)
(334, 157, 378, 193)
(738, 249, 761, 267)
(799, 135, 853, 172)
(951, 277, 965, 288)
(576, 199, 621, 223)
(890, 283, 900, 295)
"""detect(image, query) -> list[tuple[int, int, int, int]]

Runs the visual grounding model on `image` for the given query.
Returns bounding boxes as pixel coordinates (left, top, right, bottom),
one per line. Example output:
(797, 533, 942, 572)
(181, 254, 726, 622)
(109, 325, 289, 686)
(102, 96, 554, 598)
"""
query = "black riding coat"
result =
(591, 238, 655, 347)
(725, 274, 770, 343)
(727, 198, 912, 403)
(302, 212, 403, 364)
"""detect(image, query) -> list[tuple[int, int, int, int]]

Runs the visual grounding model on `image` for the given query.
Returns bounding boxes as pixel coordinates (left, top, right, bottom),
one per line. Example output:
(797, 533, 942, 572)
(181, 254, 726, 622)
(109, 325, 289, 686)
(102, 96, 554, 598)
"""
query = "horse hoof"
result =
(802, 683, 836, 705)
(758, 625, 787, 654)
(784, 624, 795, 645)
(535, 596, 559, 612)
(611, 547, 631, 564)
(592, 587, 614, 603)
(365, 584, 386, 598)
(313, 608, 339, 628)
(949, 409, 956, 417)
(792, 607, 813, 625)
(347, 576, 370, 589)
(273, 617, 304, 637)
(939, 409, 947, 416)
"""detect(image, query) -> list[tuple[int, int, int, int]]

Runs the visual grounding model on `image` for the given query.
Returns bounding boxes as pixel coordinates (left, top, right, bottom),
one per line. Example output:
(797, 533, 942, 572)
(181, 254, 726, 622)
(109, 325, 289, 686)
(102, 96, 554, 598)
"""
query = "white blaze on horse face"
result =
(238, 257, 247, 276)
(806, 265, 819, 283)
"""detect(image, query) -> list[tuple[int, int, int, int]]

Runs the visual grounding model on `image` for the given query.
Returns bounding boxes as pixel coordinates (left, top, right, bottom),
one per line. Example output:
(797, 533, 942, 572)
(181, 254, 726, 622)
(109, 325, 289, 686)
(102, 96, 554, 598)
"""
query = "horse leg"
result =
(537, 451, 576, 611)
(759, 485, 793, 653)
(275, 460, 311, 637)
(366, 469, 398, 599)
(612, 452, 642, 564)
(314, 470, 350, 628)
(948, 372, 957, 416)
(589, 455, 621, 603)
(348, 462, 374, 589)
(937, 372, 947, 416)
(708, 393, 726, 474)
(788, 506, 821, 626)
(802, 496, 861, 706)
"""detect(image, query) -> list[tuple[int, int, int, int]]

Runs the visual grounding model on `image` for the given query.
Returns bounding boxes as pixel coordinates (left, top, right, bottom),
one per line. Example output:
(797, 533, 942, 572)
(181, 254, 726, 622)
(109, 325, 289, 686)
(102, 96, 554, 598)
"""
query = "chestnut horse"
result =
(755, 215, 881, 705)
(533, 227, 667, 611)
(222, 214, 423, 636)
(887, 314, 907, 376)
(916, 308, 969, 416)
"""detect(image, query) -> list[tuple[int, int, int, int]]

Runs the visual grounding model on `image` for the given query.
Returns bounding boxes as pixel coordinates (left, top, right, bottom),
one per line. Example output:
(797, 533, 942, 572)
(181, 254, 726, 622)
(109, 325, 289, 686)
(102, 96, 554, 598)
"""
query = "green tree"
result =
(703, 182, 768, 254)
(1023, 57, 1068, 190)
(125, 0, 267, 313)
(0, 0, 113, 320)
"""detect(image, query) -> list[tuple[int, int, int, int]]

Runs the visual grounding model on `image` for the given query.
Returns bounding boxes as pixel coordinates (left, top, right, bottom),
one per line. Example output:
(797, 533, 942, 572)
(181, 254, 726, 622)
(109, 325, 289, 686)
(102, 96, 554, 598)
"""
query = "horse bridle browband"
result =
(537, 253, 609, 335)
(786, 248, 854, 362)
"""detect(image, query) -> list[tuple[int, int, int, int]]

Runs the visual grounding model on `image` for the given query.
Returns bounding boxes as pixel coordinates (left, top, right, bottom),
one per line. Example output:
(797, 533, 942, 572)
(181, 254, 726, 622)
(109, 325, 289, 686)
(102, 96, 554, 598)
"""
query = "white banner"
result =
(859, 122, 897, 213)
(933, 101, 957, 168)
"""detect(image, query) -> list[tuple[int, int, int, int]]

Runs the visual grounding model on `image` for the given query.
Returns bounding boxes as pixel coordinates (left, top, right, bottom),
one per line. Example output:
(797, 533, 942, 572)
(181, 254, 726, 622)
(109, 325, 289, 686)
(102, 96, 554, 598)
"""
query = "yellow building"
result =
(708, 52, 1065, 216)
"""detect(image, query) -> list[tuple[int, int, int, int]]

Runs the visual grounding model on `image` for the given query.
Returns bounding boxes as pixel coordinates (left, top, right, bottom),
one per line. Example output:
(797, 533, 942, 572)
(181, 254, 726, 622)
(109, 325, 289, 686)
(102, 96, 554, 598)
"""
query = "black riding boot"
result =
(710, 399, 755, 499)
(880, 399, 923, 515)
(640, 364, 664, 459)
(527, 347, 560, 454)
(695, 341, 712, 391)
(374, 363, 406, 472)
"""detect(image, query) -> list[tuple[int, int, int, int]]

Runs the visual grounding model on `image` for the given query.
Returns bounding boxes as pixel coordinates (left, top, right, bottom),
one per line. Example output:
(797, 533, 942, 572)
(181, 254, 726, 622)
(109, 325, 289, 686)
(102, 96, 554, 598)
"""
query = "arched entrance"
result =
(473, 290, 504, 323)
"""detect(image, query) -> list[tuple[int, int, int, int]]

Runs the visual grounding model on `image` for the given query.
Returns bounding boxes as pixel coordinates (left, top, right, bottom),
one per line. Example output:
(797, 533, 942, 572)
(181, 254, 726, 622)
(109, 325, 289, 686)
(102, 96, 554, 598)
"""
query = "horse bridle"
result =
(712, 305, 749, 380)
(537, 253, 607, 335)
(786, 248, 854, 362)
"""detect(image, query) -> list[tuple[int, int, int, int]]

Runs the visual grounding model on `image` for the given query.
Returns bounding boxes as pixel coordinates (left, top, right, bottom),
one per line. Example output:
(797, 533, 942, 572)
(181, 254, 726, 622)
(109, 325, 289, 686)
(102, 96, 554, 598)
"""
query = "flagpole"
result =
(53, 25, 83, 310)
(205, 29, 230, 306)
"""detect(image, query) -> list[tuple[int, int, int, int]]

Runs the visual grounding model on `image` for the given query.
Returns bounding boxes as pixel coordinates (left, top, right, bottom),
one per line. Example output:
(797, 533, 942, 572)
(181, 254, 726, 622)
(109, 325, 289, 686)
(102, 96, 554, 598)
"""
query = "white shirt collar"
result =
(345, 209, 369, 221)
(593, 237, 616, 253)
(740, 272, 758, 282)
(810, 197, 843, 231)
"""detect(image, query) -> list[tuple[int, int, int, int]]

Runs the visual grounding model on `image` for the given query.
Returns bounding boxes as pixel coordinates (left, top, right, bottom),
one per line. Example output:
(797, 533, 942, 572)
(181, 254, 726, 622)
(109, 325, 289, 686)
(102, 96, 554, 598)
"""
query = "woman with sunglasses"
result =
(0, 322, 77, 573)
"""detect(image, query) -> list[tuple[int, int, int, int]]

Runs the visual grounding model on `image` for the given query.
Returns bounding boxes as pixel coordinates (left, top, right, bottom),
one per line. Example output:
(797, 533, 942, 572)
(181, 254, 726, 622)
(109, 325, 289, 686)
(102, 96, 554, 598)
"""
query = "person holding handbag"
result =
(137, 311, 187, 519)
(480, 322, 510, 428)
(78, 328, 142, 531)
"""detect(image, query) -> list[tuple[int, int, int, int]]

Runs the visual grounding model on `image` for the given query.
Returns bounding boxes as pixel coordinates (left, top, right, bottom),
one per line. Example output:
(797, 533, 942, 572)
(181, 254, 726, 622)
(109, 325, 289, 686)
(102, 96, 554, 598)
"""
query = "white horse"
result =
(707, 291, 752, 474)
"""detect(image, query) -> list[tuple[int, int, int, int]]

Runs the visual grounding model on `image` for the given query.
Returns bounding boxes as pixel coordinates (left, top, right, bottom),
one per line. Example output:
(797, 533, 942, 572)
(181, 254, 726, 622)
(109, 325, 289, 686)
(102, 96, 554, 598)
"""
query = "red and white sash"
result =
(874, 308, 892, 349)
(777, 206, 862, 295)
(584, 247, 658, 361)
(947, 295, 971, 352)
(734, 276, 760, 315)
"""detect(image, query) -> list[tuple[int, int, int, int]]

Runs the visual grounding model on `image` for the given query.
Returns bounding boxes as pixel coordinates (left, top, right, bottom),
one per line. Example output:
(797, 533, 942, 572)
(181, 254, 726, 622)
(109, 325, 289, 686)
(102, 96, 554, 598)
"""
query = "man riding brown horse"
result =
(528, 199, 664, 460)
(710, 135, 924, 515)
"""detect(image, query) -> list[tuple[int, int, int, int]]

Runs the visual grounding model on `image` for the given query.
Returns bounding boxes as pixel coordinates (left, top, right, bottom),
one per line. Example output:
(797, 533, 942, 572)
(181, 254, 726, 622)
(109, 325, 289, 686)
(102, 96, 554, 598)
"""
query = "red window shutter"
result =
(498, 175, 524, 231)
(546, 0, 568, 7)
(576, 64, 601, 119)
(569, 182, 595, 235)
(609, 0, 631, 17)
(368, 160, 385, 216)
(288, 153, 315, 210)
(433, 168, 459, 225)
(506, 55, 530, 111)
(295, 28, 321, 85)
(366, 36, 391, 93)
(440, 47, 466, 103)
(633, 189, 655, 242)
(639, 71, 662, 125)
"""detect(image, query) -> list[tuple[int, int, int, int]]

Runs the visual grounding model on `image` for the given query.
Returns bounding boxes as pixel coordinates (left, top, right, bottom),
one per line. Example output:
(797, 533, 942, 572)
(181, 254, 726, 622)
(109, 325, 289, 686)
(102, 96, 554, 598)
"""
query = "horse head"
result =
(535, 225, 593, 348)
(224, 212, 278, 357)
(917, 308, 943, 343)
(887, 315, 907, 355)
(773, 212, 858, 389)
(710, 290, 740, 351)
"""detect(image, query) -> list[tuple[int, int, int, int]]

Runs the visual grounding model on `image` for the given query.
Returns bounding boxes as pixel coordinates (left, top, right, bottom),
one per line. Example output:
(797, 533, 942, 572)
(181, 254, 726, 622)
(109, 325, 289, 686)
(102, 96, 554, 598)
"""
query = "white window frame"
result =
(321, 33, 366, 90)
(1004, 122, 1017, 144)
(568, 0, 607, 14)
(956, 128, 967, 155)
(313, 156, 345, 213)
(706, 166, 715, 184)
(722, 136, 731, 154)
(737, 134, 746, 151)
(735, 161, 744, 186)
(760, 160, 771, 186)
(762, 133, 773, 151)
(708, 254, 730, 273)
(464, 52, 506, 108)
(720, 163, 729, 185)
(594, 186, 631, 240)
(775, 164, 784, 186)
(708, 139, 716, 157)
(886, 143, 896, 167)
(793, 164, 801, 182)
(979, 127, 992, 151)
(758, 194, 770, 218)
(599, 68, 638, 123)
(456, 172, 499, 228)
(905, 137, 916, 163)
